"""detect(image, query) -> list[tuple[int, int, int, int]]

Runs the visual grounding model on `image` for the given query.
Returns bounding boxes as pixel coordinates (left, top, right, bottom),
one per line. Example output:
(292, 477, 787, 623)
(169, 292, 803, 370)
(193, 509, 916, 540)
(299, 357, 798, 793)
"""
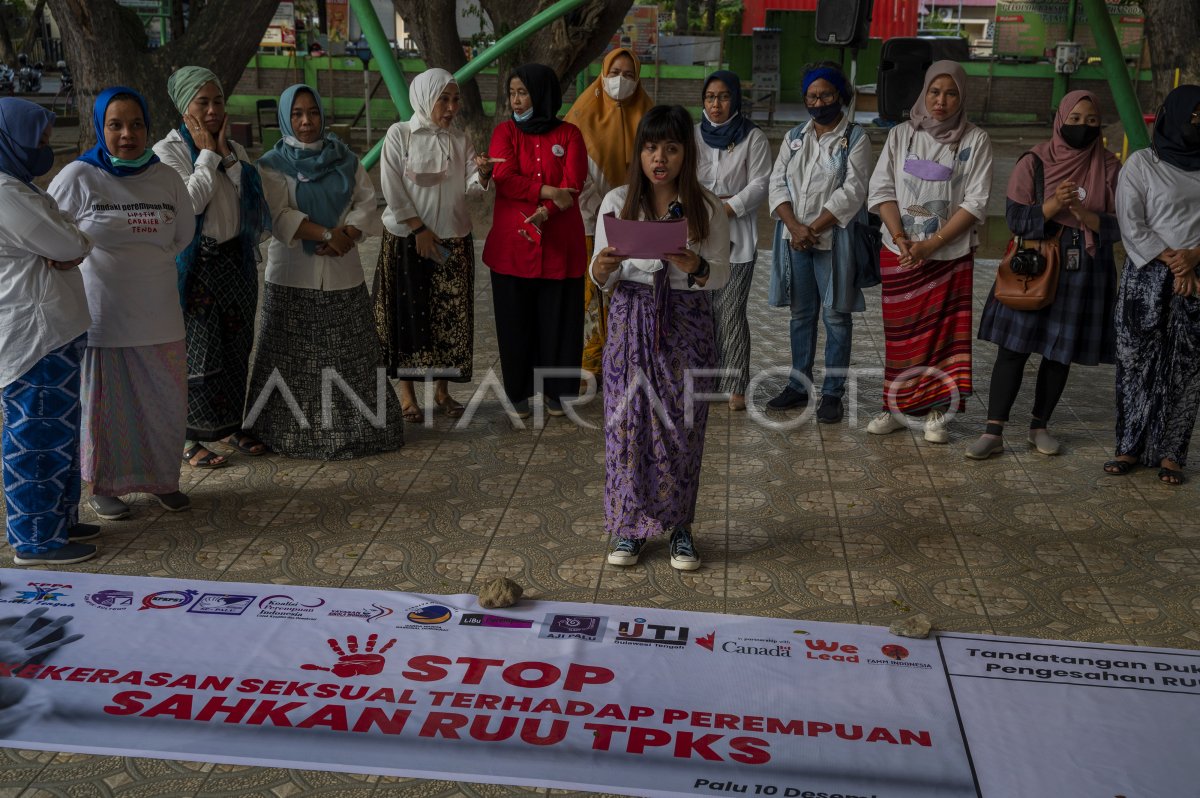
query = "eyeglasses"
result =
(704, 92, 732, 104)
(805, 91, 837, 105)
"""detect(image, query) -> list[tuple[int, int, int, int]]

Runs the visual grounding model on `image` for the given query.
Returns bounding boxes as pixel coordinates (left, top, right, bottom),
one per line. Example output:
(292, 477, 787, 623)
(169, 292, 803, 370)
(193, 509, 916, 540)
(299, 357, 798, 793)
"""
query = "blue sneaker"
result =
(13, 542, 98, 566)
(669, 526, 701, 571)
(606, 537, 644, 566)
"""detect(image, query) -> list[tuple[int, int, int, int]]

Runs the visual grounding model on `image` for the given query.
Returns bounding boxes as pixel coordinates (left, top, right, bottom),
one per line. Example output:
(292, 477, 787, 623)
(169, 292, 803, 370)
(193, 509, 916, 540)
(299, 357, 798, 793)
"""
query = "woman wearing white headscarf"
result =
(373, 68, 494, 421)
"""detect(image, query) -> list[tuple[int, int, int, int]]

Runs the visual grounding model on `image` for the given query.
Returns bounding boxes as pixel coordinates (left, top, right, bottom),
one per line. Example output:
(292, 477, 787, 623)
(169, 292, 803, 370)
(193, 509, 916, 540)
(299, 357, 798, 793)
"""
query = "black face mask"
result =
(807, 102, 842, 126)
(1182, 122, 1200, 149)
(1059, 123, 1101, 149)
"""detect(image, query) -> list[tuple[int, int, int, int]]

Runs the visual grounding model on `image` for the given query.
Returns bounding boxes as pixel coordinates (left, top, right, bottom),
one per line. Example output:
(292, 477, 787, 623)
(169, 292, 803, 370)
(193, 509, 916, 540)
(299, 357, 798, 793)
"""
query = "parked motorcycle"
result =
(57, 61, 71, 94)
(0, 64, 14, 96)
(16, 54, 42, 94)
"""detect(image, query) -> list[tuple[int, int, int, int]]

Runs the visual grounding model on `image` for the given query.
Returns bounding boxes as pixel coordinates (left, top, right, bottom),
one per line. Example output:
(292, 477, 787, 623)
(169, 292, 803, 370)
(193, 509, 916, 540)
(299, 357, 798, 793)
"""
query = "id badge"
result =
(1066, 248, 1081, 272)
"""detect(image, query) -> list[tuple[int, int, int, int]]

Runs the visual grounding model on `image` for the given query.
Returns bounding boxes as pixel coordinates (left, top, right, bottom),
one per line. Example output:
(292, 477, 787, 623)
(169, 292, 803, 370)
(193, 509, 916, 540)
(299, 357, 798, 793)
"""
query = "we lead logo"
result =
(804, 639, 860, 663)
(615, 618, 689, 648)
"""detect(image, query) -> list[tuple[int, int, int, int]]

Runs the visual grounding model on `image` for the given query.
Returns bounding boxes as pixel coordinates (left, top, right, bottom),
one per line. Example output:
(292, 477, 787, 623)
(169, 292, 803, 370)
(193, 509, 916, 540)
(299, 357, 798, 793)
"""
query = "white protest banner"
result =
(0, 569, 975, 797)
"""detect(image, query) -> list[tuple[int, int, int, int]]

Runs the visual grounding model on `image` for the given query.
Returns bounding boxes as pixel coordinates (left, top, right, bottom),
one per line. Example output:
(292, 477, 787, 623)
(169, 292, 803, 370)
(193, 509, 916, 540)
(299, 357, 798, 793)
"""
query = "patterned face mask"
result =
(902, 156, 953, 182)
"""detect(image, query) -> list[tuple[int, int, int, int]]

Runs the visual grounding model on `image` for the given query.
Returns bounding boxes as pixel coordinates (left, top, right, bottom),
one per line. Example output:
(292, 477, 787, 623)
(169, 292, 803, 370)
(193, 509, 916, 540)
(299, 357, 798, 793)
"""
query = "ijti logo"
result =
(187, 593, 256, 616)
(805, 639, 860, 663)
(459, 613, 534, 629)
(615, 618, 689, 648)
(328, 604, 393, 623)
(257, 594, 326, 620)
(139, 590, 198, 611)
(539, 613, 606, 642)
(85, 590, 134, 610)
(7, 583, 74, 607)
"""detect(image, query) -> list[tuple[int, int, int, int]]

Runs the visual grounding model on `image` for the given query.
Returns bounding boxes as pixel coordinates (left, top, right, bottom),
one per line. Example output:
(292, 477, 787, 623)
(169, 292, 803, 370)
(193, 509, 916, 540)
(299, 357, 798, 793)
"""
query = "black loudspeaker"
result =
(876, 37, 971, 121)
(815, 0, 873, 49)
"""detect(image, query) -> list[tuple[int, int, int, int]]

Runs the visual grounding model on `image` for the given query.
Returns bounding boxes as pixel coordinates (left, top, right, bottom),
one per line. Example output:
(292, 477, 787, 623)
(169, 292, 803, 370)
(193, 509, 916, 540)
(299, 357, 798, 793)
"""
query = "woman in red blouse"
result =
(482, 63, 588, 420)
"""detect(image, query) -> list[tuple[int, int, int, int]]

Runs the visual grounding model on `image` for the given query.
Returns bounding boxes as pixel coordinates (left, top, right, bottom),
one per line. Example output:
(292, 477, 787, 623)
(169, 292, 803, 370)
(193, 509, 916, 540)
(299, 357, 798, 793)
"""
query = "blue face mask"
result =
(513, 107, 533, 123)
(109, 149, 155, 169)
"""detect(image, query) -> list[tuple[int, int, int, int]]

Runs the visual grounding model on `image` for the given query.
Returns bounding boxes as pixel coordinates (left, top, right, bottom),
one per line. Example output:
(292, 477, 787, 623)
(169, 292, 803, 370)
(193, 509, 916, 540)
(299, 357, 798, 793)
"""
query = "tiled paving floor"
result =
(1, 240, 1197, 796)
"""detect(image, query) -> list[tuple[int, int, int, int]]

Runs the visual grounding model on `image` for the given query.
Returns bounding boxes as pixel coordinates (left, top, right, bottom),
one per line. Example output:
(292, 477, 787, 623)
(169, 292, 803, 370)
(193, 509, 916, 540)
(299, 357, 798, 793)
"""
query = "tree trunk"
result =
(46, 0, 279, 148)
(705, 0, 717, 32)
(19, 0, 48, 59)
(674, 0, 688, 34)
(1143, 0, 1200, 107)
(0, 6, 16, 66)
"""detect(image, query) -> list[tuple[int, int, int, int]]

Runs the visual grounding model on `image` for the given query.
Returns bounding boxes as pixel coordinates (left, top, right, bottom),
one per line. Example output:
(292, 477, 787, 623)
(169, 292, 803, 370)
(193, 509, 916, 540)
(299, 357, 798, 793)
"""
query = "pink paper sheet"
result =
(600, 213, 688, 260)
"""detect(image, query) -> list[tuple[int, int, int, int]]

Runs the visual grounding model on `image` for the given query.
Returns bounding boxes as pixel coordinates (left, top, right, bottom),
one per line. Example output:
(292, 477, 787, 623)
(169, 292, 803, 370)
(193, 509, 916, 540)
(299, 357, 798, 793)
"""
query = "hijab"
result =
(563, 48, 653, 184)
(1153, 84, 1200, 172)
(698, 70, 758, 151)
(257, 84, 357, 255)
(509, 63, 563, 136)
(77, 86, 160, 177)
(404, 67, 460, 185)
(167, 66, 222, 115)
(908, 60, 971, 145)
(1007, 89, 1120, 255)
(0, 97, 55, 187)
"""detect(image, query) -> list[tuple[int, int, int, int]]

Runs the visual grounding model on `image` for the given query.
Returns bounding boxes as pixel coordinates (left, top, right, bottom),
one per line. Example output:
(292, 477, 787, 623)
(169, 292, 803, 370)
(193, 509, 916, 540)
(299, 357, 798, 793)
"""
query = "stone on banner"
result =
(889, 614, 933, 639)
(478, 577, 523, 608)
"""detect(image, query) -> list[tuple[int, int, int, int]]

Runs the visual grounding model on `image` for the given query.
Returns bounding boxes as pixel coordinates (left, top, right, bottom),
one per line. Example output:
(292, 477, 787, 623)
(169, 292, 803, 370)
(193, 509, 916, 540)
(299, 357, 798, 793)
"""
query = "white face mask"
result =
(603, 74, 637, 102)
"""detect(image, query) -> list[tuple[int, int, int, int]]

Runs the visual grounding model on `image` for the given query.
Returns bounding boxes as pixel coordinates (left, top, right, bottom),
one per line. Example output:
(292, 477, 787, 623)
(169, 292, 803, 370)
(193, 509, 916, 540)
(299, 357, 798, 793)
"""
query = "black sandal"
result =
(1103, 459, 1137, 475)
(183, 444, 227, 469)
(1158, 467, 1186, 486)
(223, 431, 267, 456)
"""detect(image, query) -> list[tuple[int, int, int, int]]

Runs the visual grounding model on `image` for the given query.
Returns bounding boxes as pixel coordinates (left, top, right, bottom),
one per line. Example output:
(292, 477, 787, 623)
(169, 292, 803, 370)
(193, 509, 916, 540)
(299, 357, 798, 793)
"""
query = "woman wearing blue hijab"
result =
(250, 84, 402, 459)
(49, 87, 195, 522)
(0, 98, 96, 564)
(694, 70, 770, 412)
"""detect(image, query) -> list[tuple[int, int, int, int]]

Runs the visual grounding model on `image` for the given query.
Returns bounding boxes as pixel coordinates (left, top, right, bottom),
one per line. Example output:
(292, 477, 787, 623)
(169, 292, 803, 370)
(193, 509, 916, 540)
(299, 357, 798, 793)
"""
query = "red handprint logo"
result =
(301, 634, 397, 677)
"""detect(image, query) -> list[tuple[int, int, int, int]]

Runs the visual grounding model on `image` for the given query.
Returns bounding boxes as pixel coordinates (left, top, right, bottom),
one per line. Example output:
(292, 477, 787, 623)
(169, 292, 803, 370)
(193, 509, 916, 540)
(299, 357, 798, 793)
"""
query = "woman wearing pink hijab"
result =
(867, 61, 994, 445)
(970, 90, 1121, 460)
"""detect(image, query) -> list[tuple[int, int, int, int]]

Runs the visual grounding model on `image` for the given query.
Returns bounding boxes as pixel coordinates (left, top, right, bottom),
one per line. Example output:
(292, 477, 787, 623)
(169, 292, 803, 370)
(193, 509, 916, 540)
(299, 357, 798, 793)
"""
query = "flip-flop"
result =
(183, 444, 227, 469)
(1103, 459, 1137, 476)
(224, 432, 267, 456)
(1158, 467, 1186, 486)
(401, 404, 424, 422)
(436, 396, 465, 419)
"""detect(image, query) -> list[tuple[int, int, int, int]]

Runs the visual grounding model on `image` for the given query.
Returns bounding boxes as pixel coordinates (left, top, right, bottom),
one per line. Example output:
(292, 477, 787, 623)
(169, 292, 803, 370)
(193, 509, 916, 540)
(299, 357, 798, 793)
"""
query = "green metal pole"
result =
(1080, 0, 1149, 152)
(1050, 0, 1079, 111)
(347, 0, 413, 121)
(358, 0, 590, 169)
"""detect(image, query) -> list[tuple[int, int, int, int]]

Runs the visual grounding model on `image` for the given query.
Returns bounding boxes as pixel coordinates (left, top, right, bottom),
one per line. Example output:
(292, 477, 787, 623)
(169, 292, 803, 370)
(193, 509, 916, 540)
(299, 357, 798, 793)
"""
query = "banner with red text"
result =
(0, 570, 1193, 797)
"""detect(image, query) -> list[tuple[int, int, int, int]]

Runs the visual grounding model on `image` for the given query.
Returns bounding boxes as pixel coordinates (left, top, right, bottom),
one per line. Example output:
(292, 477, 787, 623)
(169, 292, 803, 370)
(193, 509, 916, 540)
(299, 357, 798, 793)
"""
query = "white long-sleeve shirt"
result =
(379, 120, 488, 239)
(867, 123, 993, 259)
(768, 115, 871, 252)
(589, 185, 730, 293)
(48, 161, 192, 348)
(260, 162, 382, 291)
(153, 129, 247, 244)
(1116, 147, 1200, 268)
(694, 125, 771, 263)
(0, 174, 92, 387)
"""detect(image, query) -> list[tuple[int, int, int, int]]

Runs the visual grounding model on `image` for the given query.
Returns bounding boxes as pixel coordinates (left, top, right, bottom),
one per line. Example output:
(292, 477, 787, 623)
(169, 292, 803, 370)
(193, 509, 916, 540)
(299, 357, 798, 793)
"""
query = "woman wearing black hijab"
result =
(481, 64, 588, 422)
(1108, 85, 1200, 485)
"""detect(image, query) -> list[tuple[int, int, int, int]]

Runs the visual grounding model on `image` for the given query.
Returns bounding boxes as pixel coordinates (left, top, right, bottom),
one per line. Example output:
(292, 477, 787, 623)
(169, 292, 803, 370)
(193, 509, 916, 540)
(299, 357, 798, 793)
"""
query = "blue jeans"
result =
(788, 247, 853, 398)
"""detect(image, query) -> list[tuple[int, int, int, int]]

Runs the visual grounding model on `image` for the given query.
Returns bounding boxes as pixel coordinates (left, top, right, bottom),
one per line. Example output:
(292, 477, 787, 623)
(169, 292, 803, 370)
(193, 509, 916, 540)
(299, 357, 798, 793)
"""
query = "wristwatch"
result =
(686, 257, 711, 288)
(220, 152, 238, 169)
(322, 229, 333, 242)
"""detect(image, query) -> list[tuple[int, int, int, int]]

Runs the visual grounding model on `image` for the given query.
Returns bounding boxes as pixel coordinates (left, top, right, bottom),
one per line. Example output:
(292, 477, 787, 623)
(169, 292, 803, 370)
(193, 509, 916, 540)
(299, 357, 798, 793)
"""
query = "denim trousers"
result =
(788, 247, 852, 398)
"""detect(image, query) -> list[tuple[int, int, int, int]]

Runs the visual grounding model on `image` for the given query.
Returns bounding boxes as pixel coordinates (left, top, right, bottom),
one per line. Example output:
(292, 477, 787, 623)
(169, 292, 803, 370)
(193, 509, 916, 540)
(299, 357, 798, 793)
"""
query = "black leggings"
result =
(986, 347, 1071, 427)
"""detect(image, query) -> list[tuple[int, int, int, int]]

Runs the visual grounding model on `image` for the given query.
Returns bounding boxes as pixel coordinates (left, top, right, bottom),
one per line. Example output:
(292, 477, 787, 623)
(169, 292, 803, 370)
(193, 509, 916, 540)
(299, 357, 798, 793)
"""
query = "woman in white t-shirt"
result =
(0, 98, 96, 565)
(50, 87, 194, 521)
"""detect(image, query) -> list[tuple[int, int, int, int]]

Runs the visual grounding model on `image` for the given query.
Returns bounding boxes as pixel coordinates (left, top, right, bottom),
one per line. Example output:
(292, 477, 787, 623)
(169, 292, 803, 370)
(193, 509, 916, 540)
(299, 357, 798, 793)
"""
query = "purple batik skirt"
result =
(602, 280, 717, 540)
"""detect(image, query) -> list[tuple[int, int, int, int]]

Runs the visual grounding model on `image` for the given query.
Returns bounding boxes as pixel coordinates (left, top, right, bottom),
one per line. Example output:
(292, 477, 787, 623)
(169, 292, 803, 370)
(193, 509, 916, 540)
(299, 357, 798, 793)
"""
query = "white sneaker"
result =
(923, 410, 949, 444)
(867, 411, 906, 435)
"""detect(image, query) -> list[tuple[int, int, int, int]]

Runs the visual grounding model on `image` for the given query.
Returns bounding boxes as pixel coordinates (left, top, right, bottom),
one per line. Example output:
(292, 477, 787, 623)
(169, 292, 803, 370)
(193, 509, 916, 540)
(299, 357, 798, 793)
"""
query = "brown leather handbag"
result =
(993, 153, 1062, 311)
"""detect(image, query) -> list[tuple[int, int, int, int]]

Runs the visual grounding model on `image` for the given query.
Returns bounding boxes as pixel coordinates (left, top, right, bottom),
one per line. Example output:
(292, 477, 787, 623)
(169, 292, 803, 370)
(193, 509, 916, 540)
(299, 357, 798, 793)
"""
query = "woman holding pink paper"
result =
(589, 105, 730, 571)
(482, 63, 588, 421)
